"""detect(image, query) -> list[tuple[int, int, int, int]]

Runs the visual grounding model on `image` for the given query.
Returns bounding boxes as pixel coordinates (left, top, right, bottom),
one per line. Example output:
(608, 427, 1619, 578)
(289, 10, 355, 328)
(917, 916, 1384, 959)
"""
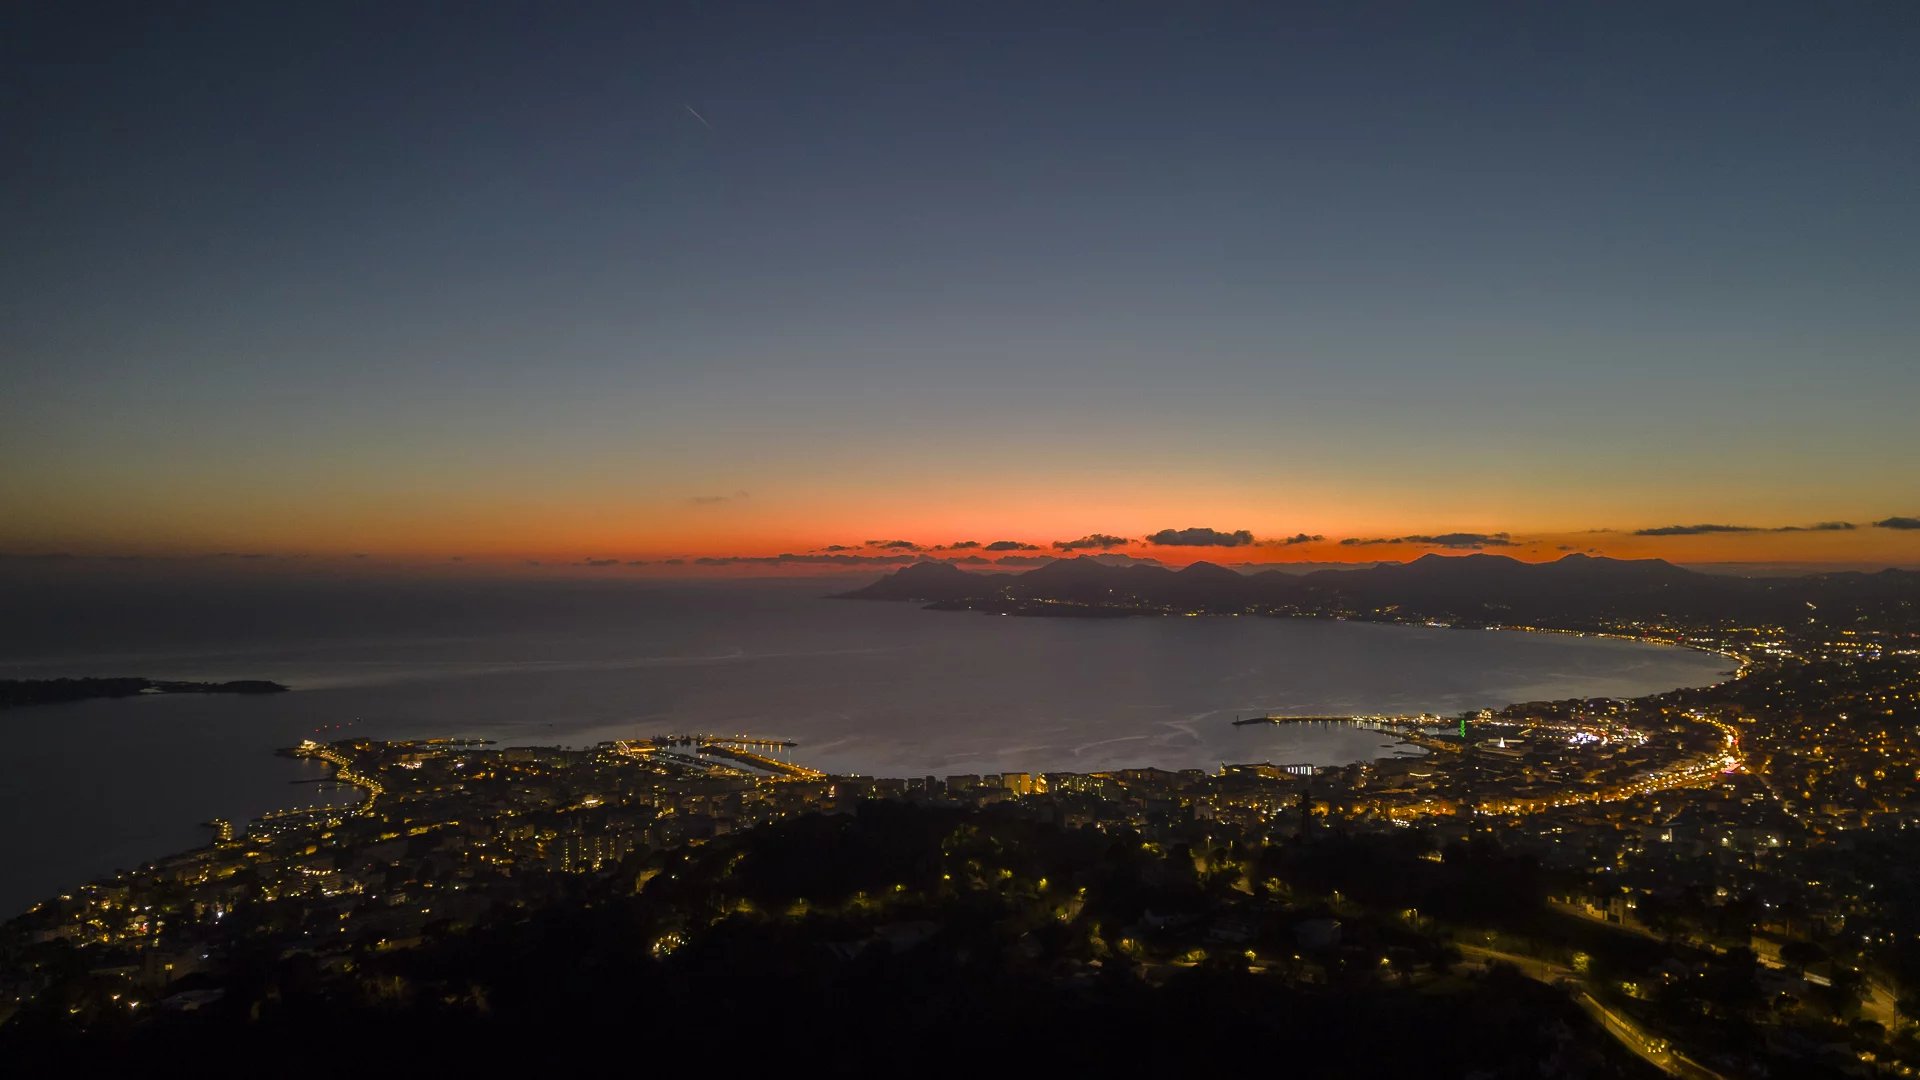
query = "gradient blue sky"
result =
(4, 2, 1918, 564)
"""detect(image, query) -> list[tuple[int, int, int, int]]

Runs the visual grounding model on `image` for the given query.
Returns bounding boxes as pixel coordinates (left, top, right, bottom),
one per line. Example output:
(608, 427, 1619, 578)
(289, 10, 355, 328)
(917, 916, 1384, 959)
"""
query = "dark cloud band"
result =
(1340, 532, 1515, 549)
(1143, 527, 1255, 547)
(1052, 534, 1130, 551)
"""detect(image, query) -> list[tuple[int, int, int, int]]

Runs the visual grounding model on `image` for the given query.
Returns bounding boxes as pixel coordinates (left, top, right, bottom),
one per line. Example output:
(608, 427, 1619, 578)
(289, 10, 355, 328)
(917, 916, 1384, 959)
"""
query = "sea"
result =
(0, 574, 1734, 916)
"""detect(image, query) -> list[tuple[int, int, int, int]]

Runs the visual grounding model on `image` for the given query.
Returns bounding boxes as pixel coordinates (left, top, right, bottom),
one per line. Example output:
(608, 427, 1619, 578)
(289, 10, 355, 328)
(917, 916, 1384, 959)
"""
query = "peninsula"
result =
(0, 678, 291, 709)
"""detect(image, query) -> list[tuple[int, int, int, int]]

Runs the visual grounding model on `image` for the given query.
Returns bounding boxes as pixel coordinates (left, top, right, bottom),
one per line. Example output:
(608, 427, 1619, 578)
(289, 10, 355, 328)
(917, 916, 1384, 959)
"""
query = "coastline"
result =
(9, 634, 1738, 920)
(0, 612, 1735, 918)
(936, 601, 1755, 690)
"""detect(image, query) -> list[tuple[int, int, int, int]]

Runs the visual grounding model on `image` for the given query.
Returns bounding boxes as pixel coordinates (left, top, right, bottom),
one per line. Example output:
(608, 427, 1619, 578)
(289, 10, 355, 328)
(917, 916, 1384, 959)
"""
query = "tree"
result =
(1814, 968, 1865, 1023)
(1636, 894, 1686, 943)
(1700, 947, 1764, 1023)
(1779, 939, 1826, 977)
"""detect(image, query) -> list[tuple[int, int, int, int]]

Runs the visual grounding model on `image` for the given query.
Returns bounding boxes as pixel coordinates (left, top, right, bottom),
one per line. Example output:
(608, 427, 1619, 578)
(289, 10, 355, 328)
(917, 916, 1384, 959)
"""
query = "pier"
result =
(660, 733, 798, 750)
(1233, 713, 1441, 730)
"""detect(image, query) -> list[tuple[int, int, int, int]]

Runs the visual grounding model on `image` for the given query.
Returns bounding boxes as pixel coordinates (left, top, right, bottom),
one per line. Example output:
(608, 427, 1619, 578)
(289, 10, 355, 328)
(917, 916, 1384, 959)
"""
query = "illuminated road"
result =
(1456, 944, 1721, 1079)
(1368, 714, 1746, 822)
(293, 741, 385, 813)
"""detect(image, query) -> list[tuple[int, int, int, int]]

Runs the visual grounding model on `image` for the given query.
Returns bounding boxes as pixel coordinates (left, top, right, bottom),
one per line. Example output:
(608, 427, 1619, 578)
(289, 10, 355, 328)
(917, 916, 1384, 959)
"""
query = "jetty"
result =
(1233, 713, 1441, 730)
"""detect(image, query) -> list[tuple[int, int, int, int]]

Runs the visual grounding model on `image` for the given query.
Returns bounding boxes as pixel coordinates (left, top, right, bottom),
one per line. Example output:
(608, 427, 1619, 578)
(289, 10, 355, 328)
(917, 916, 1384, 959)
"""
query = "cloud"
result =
(943, 555, 992, 565)
(625, 560, 649, 566)
(819, 544, 858, 552)
(1557, 545, 1574, 551)
(1339, 532, 1516, 549)
(1634, 524, 1759, 536)
(864, 539, 924, 551)
(582, 558, 620, 567)
(985, 540, 1040, 551)
(995, 554, 1060, 566)
(942, 540, 982, 550)
(1268, 533, 1324, 546)
(1874, 516, 1920, 530)
(1427, 532, 1514, 548)
(694, 553, 926, 567)
(1053, 533, 1130, 551)
(1143, 526, 1256, 548)
(1630, 520, 1862, 535)
(687, 490, 749, 506)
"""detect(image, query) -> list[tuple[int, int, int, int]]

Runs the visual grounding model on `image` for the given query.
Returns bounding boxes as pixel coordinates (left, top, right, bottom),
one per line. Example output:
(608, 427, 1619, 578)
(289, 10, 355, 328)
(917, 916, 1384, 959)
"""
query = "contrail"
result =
(683, 104, 714, 130)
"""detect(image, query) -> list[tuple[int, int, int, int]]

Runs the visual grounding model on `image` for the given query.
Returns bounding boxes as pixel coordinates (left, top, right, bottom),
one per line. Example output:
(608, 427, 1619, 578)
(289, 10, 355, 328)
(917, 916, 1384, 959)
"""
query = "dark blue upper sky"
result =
(4, 2, 1918, 559)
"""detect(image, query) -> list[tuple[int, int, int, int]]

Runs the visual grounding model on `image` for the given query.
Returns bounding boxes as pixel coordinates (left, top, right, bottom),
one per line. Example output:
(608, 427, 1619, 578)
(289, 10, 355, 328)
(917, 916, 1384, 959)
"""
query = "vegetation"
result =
(1, 803, 1658, 1075)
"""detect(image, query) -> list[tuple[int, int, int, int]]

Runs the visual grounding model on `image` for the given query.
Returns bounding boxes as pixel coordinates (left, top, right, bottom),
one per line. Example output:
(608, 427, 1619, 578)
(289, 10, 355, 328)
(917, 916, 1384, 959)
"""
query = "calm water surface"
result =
(0, 577, 1733, 915)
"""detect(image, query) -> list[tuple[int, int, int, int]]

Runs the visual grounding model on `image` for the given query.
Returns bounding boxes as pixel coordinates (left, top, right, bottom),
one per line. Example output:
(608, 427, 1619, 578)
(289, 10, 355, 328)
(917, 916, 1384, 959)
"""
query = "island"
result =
(0, 677, 290, 709)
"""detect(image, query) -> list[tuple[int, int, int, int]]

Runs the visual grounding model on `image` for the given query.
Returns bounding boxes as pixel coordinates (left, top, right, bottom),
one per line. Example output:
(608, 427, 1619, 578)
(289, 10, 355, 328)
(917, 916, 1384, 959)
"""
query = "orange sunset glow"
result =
(12, 7, 1920, 1071)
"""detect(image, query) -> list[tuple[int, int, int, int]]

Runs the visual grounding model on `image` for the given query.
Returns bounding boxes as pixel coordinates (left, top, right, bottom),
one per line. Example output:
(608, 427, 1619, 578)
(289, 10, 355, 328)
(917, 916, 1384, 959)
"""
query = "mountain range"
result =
(837, 553, 1920, 629)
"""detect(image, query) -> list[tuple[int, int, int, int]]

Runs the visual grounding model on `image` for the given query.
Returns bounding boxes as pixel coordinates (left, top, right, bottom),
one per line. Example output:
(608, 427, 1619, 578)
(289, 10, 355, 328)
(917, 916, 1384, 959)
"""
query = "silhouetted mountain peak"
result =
(1176, 561, 1243, 582)
(833, 559, 989, 602)
(890, 560, 969, 580)
(1404, 553, 1523, 572)
(1026, 556, 1118, 581)
(1544, 553, 1691, 579)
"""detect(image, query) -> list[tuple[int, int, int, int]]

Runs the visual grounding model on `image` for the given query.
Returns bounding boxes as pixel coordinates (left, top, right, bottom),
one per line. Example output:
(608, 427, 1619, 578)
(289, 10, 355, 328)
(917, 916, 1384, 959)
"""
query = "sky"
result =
(4, 2, 1919, 573)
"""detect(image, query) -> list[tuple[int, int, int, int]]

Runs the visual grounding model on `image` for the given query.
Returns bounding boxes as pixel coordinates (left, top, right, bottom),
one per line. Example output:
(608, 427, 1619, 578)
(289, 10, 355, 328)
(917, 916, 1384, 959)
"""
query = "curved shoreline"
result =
(0, 611, 1737, 915)
(1464, 623, 1749, 685)
(922, 592, 1752, 693)
(287, 740, 385, 814)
